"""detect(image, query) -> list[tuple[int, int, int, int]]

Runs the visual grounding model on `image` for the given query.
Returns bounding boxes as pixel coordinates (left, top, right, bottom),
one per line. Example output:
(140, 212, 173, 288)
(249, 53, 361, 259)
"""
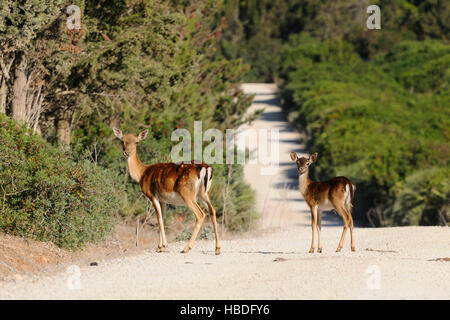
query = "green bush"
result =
(374, 40, 450, 93)
(0, 114, 121, 249)
(389, 167, 449, 226)
(209, 163, 257, 232)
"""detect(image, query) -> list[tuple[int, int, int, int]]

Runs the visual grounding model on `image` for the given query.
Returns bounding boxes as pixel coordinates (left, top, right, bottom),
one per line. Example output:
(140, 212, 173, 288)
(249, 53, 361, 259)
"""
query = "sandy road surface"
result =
(0, 84, 448, 299)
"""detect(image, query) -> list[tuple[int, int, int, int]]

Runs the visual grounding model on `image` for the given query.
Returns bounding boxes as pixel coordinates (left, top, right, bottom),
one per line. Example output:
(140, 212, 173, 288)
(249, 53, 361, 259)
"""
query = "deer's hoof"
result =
(308, 248, 315, 253)
(215, 247, 221, 255)
(317, 248, 322, 253)
(335, 247, 342, 253)
(181, 247, 190, 254)
(156, 246, 167, 253)
(351, 246, 356, 252)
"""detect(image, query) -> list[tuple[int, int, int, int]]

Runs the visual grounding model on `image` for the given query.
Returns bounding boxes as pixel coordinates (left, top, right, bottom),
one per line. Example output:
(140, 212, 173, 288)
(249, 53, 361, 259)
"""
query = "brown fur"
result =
(290, 152, 356, 253)
(113, 128, 220, 255)
(140, 163, 200, 196)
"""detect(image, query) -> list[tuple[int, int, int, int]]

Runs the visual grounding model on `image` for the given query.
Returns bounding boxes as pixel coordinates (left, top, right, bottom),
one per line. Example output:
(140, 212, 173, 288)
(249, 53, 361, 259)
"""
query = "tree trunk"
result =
(12, 52, 28, 122)
(0, 52, 14, 114)
(26, 83, 44, 132)
(0, 77, 6, 114)
(56, 111, 72, 148)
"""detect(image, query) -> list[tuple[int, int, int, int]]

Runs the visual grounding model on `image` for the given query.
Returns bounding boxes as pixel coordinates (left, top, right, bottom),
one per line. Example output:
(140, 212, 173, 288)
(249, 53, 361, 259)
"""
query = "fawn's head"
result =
(290, 152, 318, 175)
(113, 128, 148, 158)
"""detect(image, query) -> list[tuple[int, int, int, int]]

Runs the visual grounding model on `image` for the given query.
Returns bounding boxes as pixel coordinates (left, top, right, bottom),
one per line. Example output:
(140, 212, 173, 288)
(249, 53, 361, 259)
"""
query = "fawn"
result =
(290, 152, 356, 253)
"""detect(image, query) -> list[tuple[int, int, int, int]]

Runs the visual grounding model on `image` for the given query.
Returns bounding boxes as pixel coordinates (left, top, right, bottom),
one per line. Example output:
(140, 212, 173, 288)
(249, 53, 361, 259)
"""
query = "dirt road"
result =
(0, 84, 448, 299)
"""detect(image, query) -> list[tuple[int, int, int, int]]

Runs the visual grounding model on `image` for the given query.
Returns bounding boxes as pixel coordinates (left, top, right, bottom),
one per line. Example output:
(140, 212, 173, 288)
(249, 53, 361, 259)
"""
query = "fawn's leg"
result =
(336, 207, 349, 252)
(316, 207, 322, 253)
(347, 209, 355, 251)
(309, 206, 317, 253)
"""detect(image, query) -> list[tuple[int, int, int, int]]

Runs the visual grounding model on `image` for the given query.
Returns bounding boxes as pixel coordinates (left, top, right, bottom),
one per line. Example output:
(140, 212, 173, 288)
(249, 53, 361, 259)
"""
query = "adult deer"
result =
(113, 128, 220, 255)
(290, 152, 356, 253)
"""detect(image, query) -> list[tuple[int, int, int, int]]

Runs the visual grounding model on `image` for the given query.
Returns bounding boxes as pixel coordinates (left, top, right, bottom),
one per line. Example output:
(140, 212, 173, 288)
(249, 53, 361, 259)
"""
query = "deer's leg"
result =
(150, 198, 167, 253)
(336, 207, 349, 252)
(309, 206, 317, 253)
(182, 199, 206, 254)
(201, 194, 221, 255)
(159, 202, 168, 250)
(316, 208, 322, 253)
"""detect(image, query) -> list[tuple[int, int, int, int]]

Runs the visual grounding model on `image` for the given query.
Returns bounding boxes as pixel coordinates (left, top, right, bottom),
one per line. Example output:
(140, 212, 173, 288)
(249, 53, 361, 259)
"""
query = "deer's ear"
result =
(290, 152, 298, 161)
(309, 152, 318, 163)
(138, 129, 148, 142)
(112, 127, 123, 140)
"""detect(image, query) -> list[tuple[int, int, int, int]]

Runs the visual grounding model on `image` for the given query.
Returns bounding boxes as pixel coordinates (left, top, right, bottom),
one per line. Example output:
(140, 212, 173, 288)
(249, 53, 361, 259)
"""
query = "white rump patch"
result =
(345, 184, 352, 206)
(206, 167, 213, 192)
(196, 167, 206, 195)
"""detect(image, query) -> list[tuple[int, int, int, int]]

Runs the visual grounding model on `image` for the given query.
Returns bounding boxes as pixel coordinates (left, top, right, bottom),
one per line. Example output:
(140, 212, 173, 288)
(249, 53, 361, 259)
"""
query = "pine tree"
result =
(0, 0, 63, 128)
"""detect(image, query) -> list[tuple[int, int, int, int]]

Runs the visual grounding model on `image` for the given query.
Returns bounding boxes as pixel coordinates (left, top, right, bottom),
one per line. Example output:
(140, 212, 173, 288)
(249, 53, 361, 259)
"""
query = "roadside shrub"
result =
(0, 114, 121, 249)
(389, 167, 449, 226)
(375, 40, 450, 94)
(209, 163, 257, 232)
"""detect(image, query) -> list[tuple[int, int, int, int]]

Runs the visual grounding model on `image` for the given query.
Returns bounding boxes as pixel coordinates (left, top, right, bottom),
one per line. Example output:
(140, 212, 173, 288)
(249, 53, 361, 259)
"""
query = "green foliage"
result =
(220, 0, 450, 82)
(389, 167, 449, 226)
(281, 37, 449, 226)
(0, 114, 121, 249)
(176, 225, 215, 242)
(374, 40, 450, 93)
(209, 163, 257, 232)
(0, 0, 63, 51)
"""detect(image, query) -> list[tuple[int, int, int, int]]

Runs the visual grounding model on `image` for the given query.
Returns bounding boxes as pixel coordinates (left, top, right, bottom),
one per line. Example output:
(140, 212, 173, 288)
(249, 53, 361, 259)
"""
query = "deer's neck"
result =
(298, 171, 311, 197)
(127, 150, 147, 183)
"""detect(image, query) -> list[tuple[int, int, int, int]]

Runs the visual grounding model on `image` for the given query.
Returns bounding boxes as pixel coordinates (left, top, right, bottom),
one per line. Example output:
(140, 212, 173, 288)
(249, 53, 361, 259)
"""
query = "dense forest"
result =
(0, 0, 257, 248)
(220, 0, 449, 226)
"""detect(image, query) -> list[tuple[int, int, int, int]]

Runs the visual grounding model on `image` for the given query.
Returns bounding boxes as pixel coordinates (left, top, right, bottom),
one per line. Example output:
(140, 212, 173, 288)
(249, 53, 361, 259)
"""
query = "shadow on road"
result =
(252, 97, 280, 106)
(259, 110, 286, 122)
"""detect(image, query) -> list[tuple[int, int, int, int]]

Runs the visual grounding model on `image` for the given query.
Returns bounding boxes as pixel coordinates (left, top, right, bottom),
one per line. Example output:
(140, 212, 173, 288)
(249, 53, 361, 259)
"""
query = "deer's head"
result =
(290, 152, 318, 175)
(113, 128, 148, 158)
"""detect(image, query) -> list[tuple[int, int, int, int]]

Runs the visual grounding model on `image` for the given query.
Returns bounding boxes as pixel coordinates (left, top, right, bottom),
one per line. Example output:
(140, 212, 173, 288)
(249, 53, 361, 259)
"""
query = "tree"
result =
(0, 0, 63, 128)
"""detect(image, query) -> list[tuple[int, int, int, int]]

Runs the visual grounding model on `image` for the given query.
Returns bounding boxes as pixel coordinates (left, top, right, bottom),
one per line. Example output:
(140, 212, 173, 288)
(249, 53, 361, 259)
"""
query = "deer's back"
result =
(140, 162, 211, 202)
(306, 176, 353, 206)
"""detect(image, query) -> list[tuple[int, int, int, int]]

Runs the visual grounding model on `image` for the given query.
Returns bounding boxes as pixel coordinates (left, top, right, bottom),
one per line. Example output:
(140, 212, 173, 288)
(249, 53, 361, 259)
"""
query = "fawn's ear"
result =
(309, 152, 318, 163)
(290, 152, 298, 161)
(112, 128, 123, 140)
(138, 129, 148, 142)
